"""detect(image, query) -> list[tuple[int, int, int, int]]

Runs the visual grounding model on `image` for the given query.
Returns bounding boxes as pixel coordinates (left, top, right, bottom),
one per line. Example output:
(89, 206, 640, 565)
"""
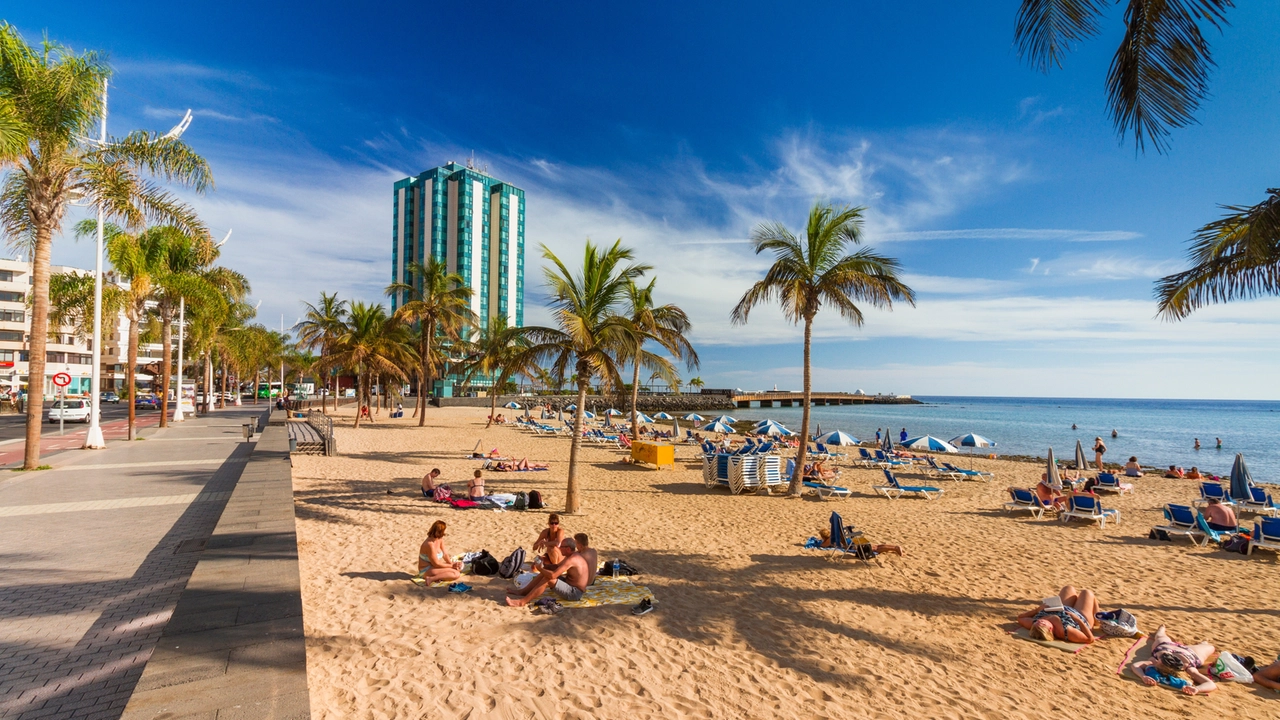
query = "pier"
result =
(730, 392, 919, 409)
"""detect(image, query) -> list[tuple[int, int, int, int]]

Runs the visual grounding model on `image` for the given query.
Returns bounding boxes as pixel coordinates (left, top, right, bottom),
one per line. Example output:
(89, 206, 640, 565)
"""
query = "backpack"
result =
(1095, 609, 1140, 637)
(513, 492, 528, 511)
(433, 484, 452, 503)
(471, 550, 499, 576)
(528, 490, 544, 509)
(499, 548, 526, 579)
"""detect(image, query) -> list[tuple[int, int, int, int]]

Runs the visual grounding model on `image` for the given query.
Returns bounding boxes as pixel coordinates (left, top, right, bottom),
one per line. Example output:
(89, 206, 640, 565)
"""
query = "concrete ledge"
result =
(122, 422, 311, 720)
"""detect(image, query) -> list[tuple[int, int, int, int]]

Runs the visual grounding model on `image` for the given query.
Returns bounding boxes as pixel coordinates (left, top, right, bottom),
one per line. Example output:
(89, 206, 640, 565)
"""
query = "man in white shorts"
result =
(505, 539, 588, 606)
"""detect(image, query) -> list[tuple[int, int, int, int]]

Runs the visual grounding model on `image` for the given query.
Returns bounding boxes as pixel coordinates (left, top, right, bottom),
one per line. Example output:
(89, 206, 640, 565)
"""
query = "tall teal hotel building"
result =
(391, 161, 525, 396)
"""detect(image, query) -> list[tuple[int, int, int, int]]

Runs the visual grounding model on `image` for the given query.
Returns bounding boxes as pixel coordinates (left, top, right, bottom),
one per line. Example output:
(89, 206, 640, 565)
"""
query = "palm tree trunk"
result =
(630, 360, 641, 442)
(218, 358, 227, 410)
(23, 226, 53, 469)
(204, 352, 213, 414)
(564, 365, 589, 514)
(419, 332, 431, 427)
(159, 313, 171, 428)
(126, 308, 139, 441)
(790, 316, 813, 496)
(353, 372, 363, 429)
(252, 370, 259, 405)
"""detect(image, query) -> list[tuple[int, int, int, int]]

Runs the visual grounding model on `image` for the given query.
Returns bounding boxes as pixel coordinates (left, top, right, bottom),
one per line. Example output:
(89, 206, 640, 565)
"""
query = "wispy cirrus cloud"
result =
(876, 228, 1141, 243)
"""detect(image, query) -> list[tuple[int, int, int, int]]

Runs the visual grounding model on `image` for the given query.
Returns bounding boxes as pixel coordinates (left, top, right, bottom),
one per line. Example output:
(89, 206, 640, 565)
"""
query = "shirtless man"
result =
(574, 533, 599, 585)
(505, 539, 589, 607)
(421, 468, 441, 497)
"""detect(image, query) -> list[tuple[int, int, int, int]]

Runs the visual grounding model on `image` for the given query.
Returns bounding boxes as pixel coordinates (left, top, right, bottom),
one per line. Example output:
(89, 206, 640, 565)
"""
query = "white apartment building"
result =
(0, 258, 163, 398)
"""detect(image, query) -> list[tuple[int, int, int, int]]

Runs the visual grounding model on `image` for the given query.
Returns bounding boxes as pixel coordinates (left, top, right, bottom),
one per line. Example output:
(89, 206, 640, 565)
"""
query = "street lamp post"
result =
(173, 297, 185, 422)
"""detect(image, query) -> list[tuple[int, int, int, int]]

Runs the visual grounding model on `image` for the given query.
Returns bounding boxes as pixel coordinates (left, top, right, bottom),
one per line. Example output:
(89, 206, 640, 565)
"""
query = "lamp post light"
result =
(172, 296, 186, 422)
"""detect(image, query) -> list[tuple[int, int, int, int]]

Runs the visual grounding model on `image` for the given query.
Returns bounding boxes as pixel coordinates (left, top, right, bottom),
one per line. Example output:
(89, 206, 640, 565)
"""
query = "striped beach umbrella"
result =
(503, 401, 521, 409)
(605, 408, 623, 416)
(635, 413, 655, 424)
(712, 415, 738, 424)
(704, 420, 735, 433)
(902, 435, 958, 453)
(653, 412, 674, 420)
(582, 410, 595, 419)
(950, 433, 995, 448)
(565, 403, 577, 411)
(816, 430, 859, 446)
(757, 422, 795, 437)
(683, 413, 705, 422)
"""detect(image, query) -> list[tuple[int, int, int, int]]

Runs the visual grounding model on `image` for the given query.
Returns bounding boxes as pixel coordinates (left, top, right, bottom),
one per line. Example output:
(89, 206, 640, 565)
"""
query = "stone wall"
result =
(432, 393, 736, 412)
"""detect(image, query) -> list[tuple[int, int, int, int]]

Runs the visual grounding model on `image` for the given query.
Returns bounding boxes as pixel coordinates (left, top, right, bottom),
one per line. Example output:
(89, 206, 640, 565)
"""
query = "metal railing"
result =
(305, 409, 335, 456)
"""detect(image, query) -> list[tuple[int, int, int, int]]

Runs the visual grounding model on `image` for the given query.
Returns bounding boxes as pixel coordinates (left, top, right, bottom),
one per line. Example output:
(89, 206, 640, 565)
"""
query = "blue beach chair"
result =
(943, 462, 994, 480)
(821, 511, 876, 564)
(1193, 482, 1235, 509)
(1093, 473, 1133, 494)
(1243, 487, 1280, 517)
(872, 469, 943, 500)
(1060, 493, 1120, 528)
(1004, 488, 1050, 519)
(1155, 504, 1209, 545)
(1247, 517, 1280, 556)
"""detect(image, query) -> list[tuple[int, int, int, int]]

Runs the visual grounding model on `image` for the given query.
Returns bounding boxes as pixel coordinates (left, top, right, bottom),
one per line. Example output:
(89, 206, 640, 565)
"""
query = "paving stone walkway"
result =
(0, 408, 266, 720)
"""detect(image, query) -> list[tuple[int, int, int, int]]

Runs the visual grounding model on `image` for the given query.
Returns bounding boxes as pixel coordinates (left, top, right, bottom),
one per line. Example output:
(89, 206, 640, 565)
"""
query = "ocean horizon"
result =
(723, 395, 1280, 481)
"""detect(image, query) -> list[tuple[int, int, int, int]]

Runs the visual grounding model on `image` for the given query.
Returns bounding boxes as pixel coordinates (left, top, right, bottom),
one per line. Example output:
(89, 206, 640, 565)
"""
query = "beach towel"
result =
(449, 498, 480, 509)
(557, 576, 654, 609)
(1010, 627, 1089, 653)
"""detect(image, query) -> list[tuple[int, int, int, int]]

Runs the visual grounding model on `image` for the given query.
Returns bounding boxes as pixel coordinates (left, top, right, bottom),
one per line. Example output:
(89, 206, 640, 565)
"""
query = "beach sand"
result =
(291, 406, 1280, 719)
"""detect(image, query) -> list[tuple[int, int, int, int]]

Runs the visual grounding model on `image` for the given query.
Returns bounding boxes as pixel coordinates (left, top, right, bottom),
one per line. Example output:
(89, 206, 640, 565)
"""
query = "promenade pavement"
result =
(0, 406, 267, 720)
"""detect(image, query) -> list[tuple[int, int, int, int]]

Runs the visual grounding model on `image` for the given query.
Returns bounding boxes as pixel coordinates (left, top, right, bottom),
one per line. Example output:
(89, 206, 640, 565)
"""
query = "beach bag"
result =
(1209, 652, 1254, 683)
(499, 548, 526, 579)
(1148, 528, 1172, 542)
(1221, 534, 1250, 554)
(1095, 609, 1139, 638)
(528, 490, 544, 510)
(433, 485, 452, 503)
(471, 550, 499, 576)
(513, 492, 528, 511)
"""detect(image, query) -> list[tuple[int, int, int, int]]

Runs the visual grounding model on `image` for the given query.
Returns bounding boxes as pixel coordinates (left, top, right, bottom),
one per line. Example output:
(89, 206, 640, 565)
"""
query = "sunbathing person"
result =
(816, 528, 904, 556)
(1016, 585, 1101, 644)
(1123, 456, 1144, 477)
(421, 468, 442, 497)
(1035, 476, 1067, 510)
(1131, 626, 1218, 695)
(1252, 657, 1280, 692)
(467, 469, 485, 500)
(532, 514, 566, 564)
(574, 533, 599, 584)
(1203, 498, 1239, 532)
(1164, 465, 1185, 479)
(417, 520, 462, 583)
(1187, 466, 1204, 479)
(505, 538, 589, 606)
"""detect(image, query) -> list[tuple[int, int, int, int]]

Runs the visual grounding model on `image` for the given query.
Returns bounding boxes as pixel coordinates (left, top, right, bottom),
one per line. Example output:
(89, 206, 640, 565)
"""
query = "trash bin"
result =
(288, 437, 297, 453)
(243, 423, 255, 441)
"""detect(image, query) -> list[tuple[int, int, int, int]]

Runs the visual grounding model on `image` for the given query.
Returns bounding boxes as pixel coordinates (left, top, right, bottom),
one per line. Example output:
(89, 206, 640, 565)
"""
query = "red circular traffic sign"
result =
(52, 372, 71, 387)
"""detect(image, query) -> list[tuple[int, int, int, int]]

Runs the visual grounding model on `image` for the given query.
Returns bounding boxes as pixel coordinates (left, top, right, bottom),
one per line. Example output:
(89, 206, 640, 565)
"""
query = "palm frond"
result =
(1015, 0, 1109, 72)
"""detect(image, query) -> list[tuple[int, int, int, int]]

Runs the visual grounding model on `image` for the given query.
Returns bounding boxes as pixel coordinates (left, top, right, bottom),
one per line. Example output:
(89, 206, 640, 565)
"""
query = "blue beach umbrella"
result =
(635, 413, 655, 424)
(605, 408, 623, 416)
(1229, 453, 1254, 501)
(902, 435, 959, 453)
(683, 413, 705, 422)
(704, 420, 735, 433)
(816, 430, 859, 446)
(752, 418, 777, 428)
(653, 411, 674, 420)
(582, 410, 596, 419)
(565, 403, 577, 411)
(759, 423, 795, 437)
(949, 433, 995, 448)
(713, 415, 738, 424)
(881, 428, 894, 453)
(503, 401, 521, 409)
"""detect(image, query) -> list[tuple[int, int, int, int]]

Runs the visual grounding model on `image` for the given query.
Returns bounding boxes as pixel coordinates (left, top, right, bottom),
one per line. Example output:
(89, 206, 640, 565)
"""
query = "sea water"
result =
(724, 396, 1280, 481)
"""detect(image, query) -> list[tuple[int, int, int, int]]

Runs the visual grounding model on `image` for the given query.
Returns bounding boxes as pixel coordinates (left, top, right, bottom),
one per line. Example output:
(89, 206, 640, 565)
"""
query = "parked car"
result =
(48, 398, 91, 423)
(134, 395, 160, 409)
(100, 391, 120, 404)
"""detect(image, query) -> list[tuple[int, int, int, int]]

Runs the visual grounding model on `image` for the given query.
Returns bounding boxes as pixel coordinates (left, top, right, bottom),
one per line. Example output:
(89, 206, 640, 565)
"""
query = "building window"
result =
(0, 291, 24, 303)
(46, 351, 66, 363)
(0, 330, 22, 342)
(0, 310, 23, 323)
(0, 270, 14, 282)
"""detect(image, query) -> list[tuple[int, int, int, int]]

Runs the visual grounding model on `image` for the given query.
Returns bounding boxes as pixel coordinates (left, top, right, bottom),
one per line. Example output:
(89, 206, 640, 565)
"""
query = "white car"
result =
(48, 398, 91, 423)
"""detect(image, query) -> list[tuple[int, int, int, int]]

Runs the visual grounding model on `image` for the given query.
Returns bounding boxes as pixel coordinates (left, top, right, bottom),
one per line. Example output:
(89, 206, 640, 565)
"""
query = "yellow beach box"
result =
(631, 441, 675, 469)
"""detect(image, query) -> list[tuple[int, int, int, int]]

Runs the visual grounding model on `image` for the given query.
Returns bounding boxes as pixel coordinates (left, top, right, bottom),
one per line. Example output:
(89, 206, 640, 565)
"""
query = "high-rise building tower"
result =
(391, 161, 525, 331)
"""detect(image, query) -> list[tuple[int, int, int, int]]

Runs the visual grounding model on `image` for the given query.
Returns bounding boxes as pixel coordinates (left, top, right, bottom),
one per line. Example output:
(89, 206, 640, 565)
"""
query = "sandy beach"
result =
(291, 406, 1280, 719)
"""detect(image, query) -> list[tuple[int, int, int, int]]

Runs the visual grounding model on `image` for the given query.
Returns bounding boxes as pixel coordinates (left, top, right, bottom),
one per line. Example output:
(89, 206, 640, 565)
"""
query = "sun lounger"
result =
(1192, 482, 1235, 509)
(926, 457, 966, 481)
(943, 462, 994, 480)
(1093, 473, 1133, 494)
(815, 511, 876, 564)
(874, 450, 909, 469)
(1247, 517, 1280, 556)
(804, 480, 852, 500)
(815, 443, 846, 458)
(1155, 504, 1208, 545)
(872, 469, 943, 500)
(854, 448, 879, 468)
(1059, 493, 1119, 528)
(1243, 487, 1280, 517)
(1004, 488, 1050, 519)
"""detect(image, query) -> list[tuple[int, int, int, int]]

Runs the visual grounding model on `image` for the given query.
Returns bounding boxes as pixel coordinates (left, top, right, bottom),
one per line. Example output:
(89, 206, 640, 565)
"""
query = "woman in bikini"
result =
(1131, 626, 1218, 695)
(1016, 585, 1101, 644)
(417, 520, 462, 583)
(468, 469, 485, 499)
(1093, 437, 1107, 471)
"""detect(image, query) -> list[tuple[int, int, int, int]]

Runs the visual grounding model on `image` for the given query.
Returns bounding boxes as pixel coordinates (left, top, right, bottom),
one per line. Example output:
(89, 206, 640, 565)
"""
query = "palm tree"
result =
(1011, 3, 1278, 315)
(151, 230, 224, 426)
(521, 240, 649, 513)
(731, 203, 915, 495)
(621, 279, 698, 440)
(458, 315, 534, 427)
(294, 292, 348, 412)
(47, 270, 125, 345)
(316, 302, 414, 429)
(688, 376, 704, 393)
(386, 258, 475, 425)
(0, 24, 211, 468)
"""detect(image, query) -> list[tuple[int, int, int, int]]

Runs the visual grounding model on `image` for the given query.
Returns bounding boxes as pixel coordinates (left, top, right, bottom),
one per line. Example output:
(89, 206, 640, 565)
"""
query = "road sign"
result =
(52, 372, 71, 388)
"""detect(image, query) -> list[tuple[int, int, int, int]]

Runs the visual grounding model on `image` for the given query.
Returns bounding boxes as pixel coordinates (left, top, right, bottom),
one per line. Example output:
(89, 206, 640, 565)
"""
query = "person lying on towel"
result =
(1131, 626, 1219, 695)
(1016, 586, 1101, 644)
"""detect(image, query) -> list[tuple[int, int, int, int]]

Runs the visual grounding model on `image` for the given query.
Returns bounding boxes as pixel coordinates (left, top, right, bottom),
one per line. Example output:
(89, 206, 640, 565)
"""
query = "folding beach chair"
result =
(873, 469, 944, 500)
(1004, 488, 1049, 519)
(822, 511, 876, 564)
(926, 457, 965, 481)
(874, 450, 909, 469)
(804, 480, 852, 500)
(855, 448, 878, 468)
(1155, 504, 1209, 546)
(943, 462, 994, 481)
(1093, 473, 1133, 495)
(1060, 493, 1120, 528)
(1193, 482, 1235, 509)
(815, 443, 846, 458)
(1247, 517, 1280, 556)
(1243, 487, 1280, 517)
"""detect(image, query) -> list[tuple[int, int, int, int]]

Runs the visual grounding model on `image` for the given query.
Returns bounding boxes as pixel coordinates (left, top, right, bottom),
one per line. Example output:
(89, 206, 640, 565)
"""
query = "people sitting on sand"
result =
(1202, 497, 1239, 532)
(1164, 465, 1185, 479)
(1187, 467, 1203, 479)
(1252, 657, 1280, 692)
(532, 514, 566, 565)
(417, 520, 462, 584)
(1016, 585, 1101, 644)
(421, 468, 442, 497)
(816, 528, 904, 556)
(573, 533, 599, 584)
(467, 469, 485, 500)
(1123, 457, 1144, 477)
(1131, 626, 1219, 695)
(506, 538, 589, 607)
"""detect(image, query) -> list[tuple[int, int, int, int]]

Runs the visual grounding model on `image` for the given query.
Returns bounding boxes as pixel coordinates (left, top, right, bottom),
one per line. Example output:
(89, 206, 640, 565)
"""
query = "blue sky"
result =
(11, 2, 1280, 399)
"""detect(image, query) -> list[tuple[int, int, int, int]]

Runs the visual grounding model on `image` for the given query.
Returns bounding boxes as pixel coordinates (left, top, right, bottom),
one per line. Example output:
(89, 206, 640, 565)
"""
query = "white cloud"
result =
(876, 228, 1141, 243)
